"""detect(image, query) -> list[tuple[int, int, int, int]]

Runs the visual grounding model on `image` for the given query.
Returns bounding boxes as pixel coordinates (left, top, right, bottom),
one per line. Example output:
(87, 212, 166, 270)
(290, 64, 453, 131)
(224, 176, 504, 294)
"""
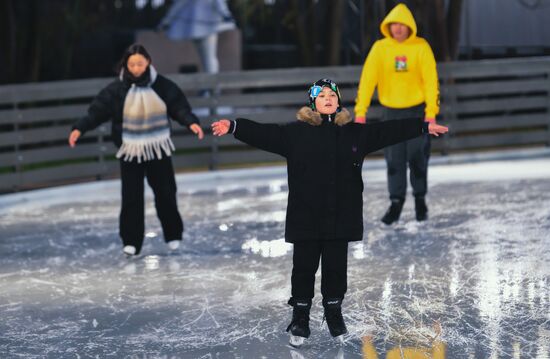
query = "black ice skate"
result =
(286, 298, 311, 348)
(381, 199, 404, 225)
(323, 298, 347, 343)
(415, 197, 428, 221)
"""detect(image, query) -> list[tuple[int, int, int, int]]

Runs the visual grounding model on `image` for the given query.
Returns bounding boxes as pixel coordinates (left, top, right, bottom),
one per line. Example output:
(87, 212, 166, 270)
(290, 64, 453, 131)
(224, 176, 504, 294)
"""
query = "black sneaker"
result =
(381, 199, 404, 225)
(286, 299, 311, 347)
(415, 197, 428, 221)
(323, 298, 347, 339)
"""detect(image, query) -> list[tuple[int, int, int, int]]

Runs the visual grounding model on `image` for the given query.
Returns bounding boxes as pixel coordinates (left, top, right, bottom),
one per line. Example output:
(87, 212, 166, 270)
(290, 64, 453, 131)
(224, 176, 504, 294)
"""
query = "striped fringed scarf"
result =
(116, 66, 175, 163)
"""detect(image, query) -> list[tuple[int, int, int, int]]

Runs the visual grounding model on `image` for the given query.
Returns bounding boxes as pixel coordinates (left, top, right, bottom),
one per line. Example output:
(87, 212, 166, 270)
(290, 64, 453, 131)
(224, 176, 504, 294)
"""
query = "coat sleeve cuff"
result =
(229, 120, 236, 134)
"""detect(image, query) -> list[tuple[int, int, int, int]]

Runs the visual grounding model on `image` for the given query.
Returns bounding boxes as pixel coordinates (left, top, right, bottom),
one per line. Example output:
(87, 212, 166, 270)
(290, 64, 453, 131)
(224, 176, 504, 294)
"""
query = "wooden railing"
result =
(1, 57, 549, 192)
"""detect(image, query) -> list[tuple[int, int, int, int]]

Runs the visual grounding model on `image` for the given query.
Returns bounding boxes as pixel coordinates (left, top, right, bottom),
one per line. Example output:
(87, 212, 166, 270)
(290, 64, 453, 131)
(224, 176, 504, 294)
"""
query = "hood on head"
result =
(296, 107, 352, 127)
(380, 3, 417, 40)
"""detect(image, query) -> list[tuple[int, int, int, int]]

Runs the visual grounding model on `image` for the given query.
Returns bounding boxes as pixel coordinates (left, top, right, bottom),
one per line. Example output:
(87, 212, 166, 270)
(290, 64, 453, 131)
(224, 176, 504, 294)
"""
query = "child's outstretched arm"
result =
(360, 118, 448, 154)
(212, 118, 288, 157)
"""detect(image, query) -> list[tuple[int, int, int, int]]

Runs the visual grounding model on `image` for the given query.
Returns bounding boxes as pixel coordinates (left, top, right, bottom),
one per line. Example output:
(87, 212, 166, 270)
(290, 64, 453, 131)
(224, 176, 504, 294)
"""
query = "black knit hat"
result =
(308, 78, 342, 112)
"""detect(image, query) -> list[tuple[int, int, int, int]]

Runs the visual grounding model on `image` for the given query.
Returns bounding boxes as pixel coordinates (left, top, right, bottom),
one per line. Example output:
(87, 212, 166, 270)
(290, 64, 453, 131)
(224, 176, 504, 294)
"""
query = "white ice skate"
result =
(167, 240, 180, 251)
(289, 335, 305, 348)
(123, 245, 136, 256)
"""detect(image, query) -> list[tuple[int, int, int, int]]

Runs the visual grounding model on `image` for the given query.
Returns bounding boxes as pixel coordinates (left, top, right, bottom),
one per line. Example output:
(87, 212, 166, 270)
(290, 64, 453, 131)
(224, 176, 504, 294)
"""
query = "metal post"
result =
(547, 63, 550, 147)
(97, 124, 107, 180)
(441, 70, 457, 156)
(209, 78, 219, 171)
(13, 103, 22, 191)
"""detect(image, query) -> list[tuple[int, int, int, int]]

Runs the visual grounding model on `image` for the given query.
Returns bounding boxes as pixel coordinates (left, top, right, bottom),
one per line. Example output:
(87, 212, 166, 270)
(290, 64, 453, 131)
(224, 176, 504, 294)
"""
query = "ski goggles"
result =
(309, 82, 339, 98)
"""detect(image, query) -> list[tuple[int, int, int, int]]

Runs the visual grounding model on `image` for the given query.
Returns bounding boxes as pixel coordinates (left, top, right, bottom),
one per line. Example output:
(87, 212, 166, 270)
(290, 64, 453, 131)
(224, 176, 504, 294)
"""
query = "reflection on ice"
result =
(362, 327, 445, 359)
(145, 231, 157, 238)
(241, 237, 292, 258)
(144, 255, 160, 270)
(292, 348, 345, 359)
(351, 243, 366, 260)
(122, 262, 137, 274)
(167, 258, 181, 272)
(537, 326, 549, 359)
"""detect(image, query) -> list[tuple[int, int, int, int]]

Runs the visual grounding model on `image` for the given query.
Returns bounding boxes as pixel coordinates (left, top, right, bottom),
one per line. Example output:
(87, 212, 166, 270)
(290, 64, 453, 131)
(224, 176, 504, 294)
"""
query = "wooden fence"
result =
(1, 57, 549, 192)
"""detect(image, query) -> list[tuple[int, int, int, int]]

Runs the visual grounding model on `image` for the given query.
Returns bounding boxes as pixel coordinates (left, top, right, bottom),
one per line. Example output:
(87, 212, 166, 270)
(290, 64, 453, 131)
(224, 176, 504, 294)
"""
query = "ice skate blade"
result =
(289, 335, 305, 348)
(333, 334, 345, 344)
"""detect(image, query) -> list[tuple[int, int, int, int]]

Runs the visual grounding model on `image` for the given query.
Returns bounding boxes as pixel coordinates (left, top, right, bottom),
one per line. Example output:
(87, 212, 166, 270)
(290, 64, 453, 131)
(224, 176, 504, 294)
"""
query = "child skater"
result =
(211, 79, 448, 347)
(68, 44, 204, 256)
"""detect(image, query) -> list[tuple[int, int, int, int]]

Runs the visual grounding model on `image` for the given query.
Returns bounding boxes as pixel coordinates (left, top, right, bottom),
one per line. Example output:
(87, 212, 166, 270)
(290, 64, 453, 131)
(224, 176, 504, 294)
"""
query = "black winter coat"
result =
(73, 73, 199, 147)
(232, 107, 428, 243)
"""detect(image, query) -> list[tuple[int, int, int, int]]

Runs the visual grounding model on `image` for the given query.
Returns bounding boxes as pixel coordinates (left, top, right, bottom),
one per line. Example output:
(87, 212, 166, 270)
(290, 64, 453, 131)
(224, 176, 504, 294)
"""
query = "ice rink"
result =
(1, 151, 550, 358)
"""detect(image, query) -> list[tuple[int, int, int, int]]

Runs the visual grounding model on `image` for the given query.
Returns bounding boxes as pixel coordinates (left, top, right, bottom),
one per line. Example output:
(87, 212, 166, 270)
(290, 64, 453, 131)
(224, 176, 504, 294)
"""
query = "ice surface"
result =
(1, 155, 550, 358)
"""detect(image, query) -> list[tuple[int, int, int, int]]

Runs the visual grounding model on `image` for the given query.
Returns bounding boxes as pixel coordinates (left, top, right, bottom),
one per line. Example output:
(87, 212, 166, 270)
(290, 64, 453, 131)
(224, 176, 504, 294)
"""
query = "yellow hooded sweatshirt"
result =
(363, 340, 446, 359)
(354, 3, 440, 120)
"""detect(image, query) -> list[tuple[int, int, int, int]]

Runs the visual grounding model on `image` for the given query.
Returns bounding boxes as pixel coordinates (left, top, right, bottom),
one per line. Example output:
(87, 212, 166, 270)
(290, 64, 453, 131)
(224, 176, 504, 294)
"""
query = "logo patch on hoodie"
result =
(395, 55, 408, 72)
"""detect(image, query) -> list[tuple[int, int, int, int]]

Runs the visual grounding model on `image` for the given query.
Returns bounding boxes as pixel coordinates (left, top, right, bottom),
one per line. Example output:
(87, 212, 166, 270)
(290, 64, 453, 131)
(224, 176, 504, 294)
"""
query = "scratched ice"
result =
(1, 156, 549, 358)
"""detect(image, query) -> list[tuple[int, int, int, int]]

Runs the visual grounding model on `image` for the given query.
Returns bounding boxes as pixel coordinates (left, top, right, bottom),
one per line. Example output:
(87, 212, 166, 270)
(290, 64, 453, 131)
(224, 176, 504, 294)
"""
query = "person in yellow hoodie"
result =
(362, 322, 446, 359)
(362, 335, 446, 359)
(354, 3, 440, 225)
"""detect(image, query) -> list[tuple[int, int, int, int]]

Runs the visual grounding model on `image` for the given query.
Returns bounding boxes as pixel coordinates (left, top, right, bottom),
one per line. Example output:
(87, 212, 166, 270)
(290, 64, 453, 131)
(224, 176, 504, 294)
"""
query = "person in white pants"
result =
(159, 0, 236, 76)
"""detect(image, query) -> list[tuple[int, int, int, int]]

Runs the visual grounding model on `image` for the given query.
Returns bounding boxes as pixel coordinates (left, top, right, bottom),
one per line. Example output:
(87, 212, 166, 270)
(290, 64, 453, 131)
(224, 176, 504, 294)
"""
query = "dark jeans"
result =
(291, 241, 349, 300)
(382, 104, 431, 201)
(119, 156, 183, 254)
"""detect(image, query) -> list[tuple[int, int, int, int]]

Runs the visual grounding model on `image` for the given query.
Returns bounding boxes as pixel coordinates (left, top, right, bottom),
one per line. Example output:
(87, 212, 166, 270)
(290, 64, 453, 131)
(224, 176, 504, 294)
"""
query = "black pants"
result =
(291, 241, 349, 300)
(384, 134, 431, 200)
(383, 104, 431, 201)
(119, 156, 183, 254)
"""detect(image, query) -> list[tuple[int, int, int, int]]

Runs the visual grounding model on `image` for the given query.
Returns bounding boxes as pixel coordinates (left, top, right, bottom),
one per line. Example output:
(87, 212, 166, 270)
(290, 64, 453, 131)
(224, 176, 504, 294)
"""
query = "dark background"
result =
(1, 0, 550, 84)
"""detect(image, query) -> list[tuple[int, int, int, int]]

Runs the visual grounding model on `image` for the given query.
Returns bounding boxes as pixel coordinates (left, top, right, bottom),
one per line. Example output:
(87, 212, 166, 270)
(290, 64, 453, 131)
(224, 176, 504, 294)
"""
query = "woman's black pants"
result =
(119, 156, 183, 254)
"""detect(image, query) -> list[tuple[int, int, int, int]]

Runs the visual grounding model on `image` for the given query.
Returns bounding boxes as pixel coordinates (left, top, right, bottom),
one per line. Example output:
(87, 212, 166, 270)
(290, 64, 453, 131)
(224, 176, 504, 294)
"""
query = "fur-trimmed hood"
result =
(296, 107, 352, 126)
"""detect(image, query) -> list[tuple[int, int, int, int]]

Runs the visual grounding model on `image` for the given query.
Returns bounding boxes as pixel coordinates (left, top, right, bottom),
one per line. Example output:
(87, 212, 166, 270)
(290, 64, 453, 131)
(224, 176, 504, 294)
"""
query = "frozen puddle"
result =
(1, 156, 550, 358)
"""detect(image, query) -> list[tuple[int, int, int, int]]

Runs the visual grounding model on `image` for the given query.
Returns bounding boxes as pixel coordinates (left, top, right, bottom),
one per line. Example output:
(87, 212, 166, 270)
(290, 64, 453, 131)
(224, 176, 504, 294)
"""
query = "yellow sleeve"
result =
(362, 340, 380, 359)
(355, 42, 381, 118)
(432, 341, 446, 359)
(420, 43, 440, 119)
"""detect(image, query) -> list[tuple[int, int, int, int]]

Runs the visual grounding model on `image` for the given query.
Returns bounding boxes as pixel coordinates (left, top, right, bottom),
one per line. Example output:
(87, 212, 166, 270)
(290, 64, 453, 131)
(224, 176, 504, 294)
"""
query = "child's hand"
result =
(190, 123, 204, 140)
(428, 122, 448, 137)
(68, 129, 81, 147)
(211, 119, 231, 136)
